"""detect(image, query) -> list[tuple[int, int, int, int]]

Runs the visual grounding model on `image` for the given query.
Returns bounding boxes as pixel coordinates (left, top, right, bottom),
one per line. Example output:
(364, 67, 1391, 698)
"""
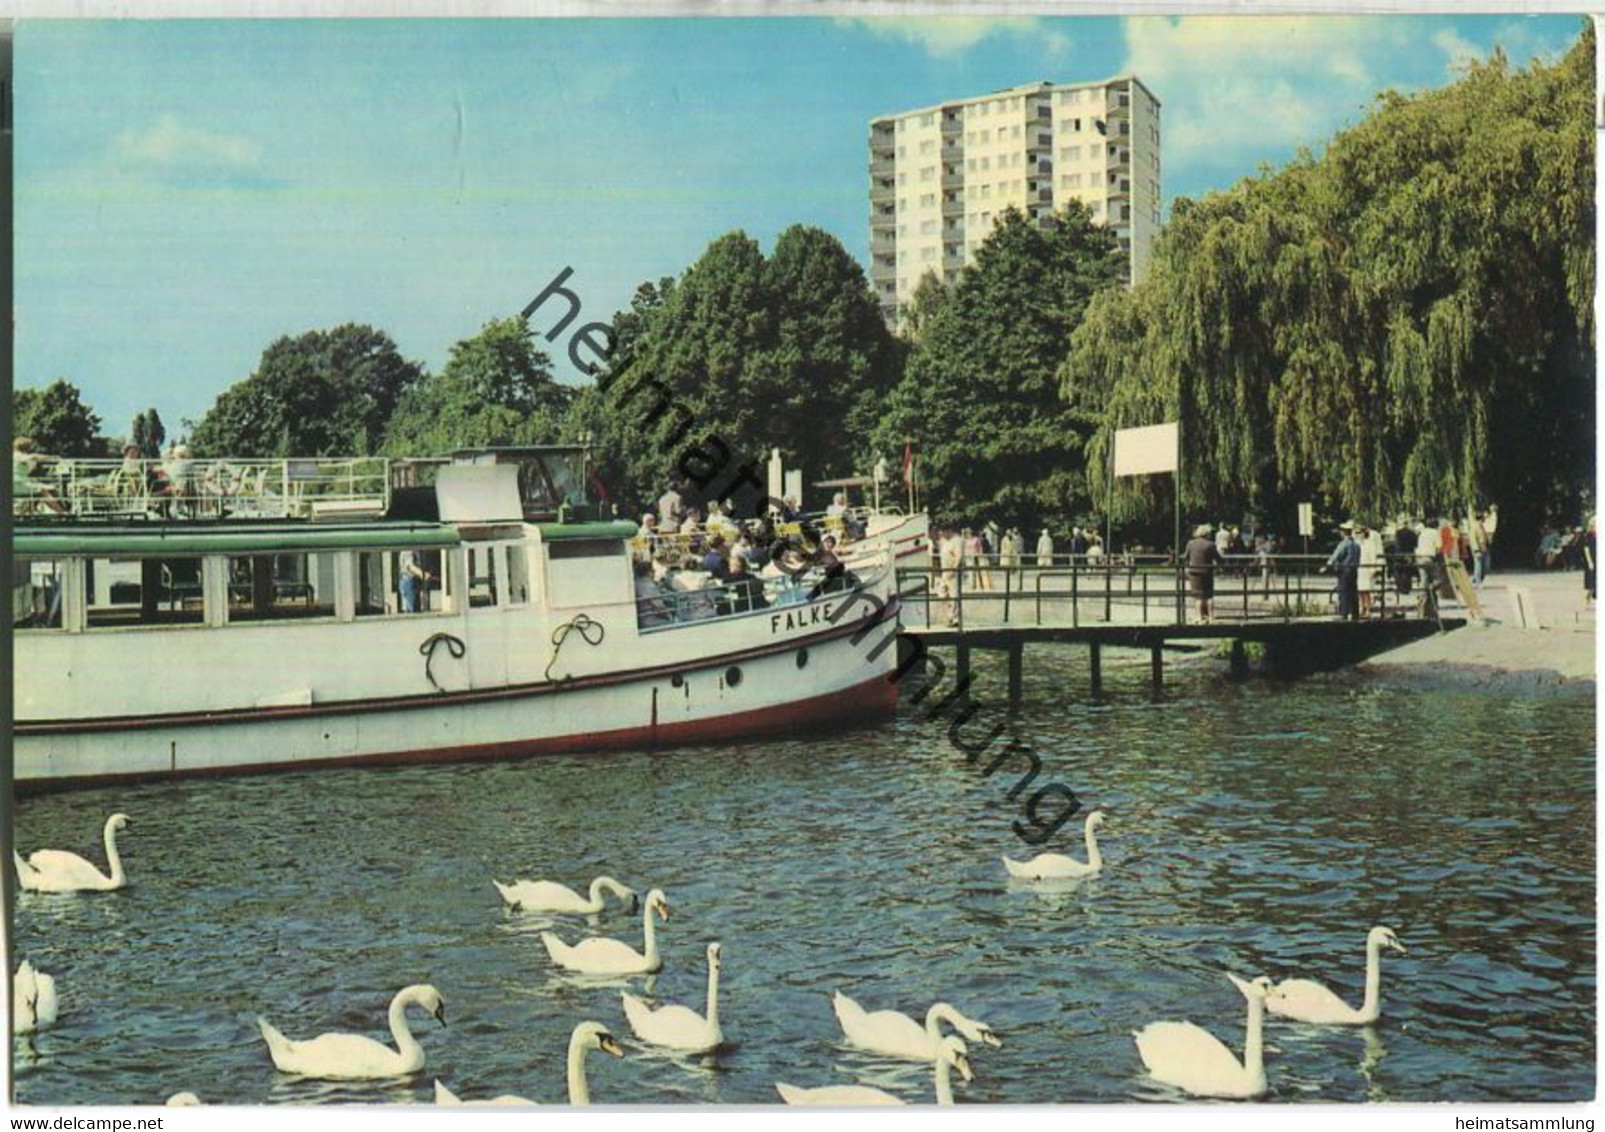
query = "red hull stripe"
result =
(19, 598, 900, 736)
(15, 671, 900, 794)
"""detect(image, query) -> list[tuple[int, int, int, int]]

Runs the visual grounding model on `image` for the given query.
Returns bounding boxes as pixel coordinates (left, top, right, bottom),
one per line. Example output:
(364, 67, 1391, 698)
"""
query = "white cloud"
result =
(114, 114, 262, 170)
(1124, 16, 1413, 171)
(1432, 27, 1482, 69)
(839, 16, 1070, 59)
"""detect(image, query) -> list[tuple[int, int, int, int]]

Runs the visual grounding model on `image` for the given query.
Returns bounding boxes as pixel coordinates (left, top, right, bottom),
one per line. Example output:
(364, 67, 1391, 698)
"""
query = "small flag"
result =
(901, 441, 913, 488)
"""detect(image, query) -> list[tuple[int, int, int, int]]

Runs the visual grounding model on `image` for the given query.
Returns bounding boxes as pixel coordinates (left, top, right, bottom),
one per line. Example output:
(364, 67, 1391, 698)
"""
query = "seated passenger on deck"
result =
(725, 552, 769, 615)
(634, 558, 672, 628)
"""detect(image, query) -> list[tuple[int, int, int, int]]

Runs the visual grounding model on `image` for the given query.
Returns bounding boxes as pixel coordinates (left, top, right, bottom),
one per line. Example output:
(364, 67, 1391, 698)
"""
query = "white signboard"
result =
(1113, 422, 1180, 477)
(767, 447, 784, 503)
(1298, 502, 1314, 538)
(784, 469, 803, 508)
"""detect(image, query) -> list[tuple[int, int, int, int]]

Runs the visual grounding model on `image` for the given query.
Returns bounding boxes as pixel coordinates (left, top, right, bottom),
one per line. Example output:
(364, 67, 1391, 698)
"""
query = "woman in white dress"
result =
(1358, 522, 1385, 618)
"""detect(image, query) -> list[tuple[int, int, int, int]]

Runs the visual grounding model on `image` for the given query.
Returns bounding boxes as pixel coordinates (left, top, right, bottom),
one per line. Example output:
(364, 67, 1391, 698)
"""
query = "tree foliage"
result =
(384, 317, 571, 455)
(129, 409, 167, 457)
(871, 204, 1124, 529)
(1066, 25, 1595, 544)
(190, 324, 424, 457)
(14, 380, 104, 457)
(579, 226, 901, 514)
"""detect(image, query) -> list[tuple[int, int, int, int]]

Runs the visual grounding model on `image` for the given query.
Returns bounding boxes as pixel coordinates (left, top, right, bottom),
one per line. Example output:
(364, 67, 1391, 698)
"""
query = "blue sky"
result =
(15, 14, 1586, 437)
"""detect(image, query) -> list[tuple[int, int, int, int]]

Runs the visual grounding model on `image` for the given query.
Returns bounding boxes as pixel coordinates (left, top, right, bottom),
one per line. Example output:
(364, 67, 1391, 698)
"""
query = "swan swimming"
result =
(434, 1021, 622, 1105)
(777, 1035, 973, 1106)
(12, 962, 59, 1035)
(623, 941, 723, 1052)
(832, 991, 1000, 1062)
(15, 813, 131, 893)
(1267, 926, 1406, 1025)
(541, 889, 669, 976)
(165, 1094, 201, 1106)
(1134, 974, 1272, 1099)
(1001, 811, 1105, 880)
(493, 875, 637, 915)
(257, 984, 446, 1079)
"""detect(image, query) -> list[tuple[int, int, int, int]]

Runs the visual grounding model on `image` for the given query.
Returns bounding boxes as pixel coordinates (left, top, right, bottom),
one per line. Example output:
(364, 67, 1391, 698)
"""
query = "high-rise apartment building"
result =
(869, 74, 1161, 325)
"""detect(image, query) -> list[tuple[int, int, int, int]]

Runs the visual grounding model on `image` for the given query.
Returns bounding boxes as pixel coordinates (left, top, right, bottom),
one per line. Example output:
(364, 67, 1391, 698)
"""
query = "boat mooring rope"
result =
(545, 613, 605, 683)
(419, 632, 467, 694)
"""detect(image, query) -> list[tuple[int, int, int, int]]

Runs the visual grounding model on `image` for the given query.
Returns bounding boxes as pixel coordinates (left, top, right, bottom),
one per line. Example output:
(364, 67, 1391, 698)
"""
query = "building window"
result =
(920, 219, 937, 235)
(920, 166, 935, 181)
(1091, 171, 1104, 187)
(1061, 173, 1081, 189)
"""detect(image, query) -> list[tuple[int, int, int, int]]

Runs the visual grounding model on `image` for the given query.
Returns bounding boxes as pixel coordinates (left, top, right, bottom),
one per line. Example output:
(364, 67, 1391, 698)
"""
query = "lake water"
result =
(11, 650, 1595, 1105)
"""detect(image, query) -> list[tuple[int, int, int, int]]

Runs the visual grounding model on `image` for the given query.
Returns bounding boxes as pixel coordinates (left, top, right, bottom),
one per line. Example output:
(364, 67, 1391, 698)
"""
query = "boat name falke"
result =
(771, 603, 837, 634)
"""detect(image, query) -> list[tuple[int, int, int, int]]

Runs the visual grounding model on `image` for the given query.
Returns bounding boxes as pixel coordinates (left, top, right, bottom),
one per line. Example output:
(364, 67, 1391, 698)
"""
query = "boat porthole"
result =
(725, 665, 743, 688)
(796, 649, 809, 669)
(671, 674, 684, 689)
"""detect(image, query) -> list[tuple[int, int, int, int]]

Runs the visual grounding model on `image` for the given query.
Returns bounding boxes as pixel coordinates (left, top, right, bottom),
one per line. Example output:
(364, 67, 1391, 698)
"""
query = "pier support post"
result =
(1089, 642, 1103, 698)
(1149, 646, 1163, 698)
(1230, 639, 1249, 682)
(1008, 643, 1023, 707)
(956, 641, 971, 685)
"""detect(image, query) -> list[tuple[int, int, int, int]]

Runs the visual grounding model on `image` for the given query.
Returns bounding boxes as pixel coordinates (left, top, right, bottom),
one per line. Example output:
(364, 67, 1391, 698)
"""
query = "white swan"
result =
(541, 889, 669, 976)
(12, 961, 59, 1035)
(165, 1094, 201, 1106)
(257, 984, 446, 1079)
(833, 991, 1000, 1062)
(494, 875, 636, 915)
(777, 1035, 972, 1105)
(434, 1021, 622, 1106)
(623, 941, 723, 1052)
(15, 813, 130, 893)
(1268, 926, 1406, 1024)
(1134, 974, 1271, 1099)
(1001, 810, 1104, 880)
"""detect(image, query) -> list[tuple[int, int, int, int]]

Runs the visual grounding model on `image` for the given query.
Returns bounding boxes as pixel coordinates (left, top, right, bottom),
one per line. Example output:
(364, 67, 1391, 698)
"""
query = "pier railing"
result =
(897, 553, 1445, 630)
(14, 456, 392, 521)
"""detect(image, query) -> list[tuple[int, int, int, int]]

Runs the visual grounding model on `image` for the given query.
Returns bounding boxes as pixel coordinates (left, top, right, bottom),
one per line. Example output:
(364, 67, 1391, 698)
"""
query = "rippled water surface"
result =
(12, 652, 1595, 1105)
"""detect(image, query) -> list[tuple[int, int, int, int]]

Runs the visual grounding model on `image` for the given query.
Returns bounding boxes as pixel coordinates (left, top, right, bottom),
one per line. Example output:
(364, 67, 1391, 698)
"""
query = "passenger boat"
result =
(12, 448, 901, 792)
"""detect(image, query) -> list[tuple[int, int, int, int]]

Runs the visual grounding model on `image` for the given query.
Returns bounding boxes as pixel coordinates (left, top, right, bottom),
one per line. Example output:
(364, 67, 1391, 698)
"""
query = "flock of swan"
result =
(14, 808, 1408, 1104)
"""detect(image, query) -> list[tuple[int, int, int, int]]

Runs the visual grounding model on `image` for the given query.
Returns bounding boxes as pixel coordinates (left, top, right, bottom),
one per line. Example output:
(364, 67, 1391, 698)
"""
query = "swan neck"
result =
(1084, 820, 1102, 870)
(706, 959, 721, 1028)
(924, 1004, 953, 1045)
(586, 877, 607, 911)
(389, 989, 423, 1061)
(641, 904, 659, 968)
(103, 822, 125, 887)
(1361, 938, 1384, 1020)
(1244, 996, 1265, 1078)
(567, 1030, 590, 1105)
(934, 1056, 955, 1105)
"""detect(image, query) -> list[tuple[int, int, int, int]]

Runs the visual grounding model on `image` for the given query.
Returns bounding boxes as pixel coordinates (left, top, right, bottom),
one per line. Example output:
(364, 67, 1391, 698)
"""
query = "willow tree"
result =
(1066, 23, 1595, 544)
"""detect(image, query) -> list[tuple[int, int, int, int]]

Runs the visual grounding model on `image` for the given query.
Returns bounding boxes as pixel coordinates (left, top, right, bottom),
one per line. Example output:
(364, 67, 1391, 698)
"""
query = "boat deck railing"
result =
(898, 552, 1455, 630)
(638, 556, 889, 632)
(14, 456, 392, 522)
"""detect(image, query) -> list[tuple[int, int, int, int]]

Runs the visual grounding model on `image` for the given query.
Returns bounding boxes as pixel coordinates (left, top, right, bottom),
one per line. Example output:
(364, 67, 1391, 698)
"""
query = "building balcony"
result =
(871, 181, 896, 203)
(941, 143, 963, 160)
(1027, 134, 1052, 152)
(870, 158, 895, 176)
(942, 197, 964, 216)
(870, 262, 897, 283)
(941, 113, 962, 134)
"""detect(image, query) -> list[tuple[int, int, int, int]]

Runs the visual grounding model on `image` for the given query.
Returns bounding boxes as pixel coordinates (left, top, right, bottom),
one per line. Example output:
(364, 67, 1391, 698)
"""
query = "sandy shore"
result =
(1360, 570, 1596, 692)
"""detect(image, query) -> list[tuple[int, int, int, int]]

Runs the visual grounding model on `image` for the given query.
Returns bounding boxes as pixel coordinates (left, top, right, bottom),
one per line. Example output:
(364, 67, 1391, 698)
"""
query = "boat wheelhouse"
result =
(13, 449, 900, 791)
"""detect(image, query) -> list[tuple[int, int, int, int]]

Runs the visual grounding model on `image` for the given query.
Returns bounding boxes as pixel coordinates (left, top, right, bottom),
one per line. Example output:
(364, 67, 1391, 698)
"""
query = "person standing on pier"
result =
(1184, 523, 1223, 624)
(1327, 521, 1361, 620)
(1036, 528, 1054, 567)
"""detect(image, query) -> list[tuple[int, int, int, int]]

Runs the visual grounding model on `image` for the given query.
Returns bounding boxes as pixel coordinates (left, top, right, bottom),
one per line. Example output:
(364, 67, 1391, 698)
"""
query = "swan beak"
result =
(434, 1004, 448, 1028)
(1225, 973, 1253, 997)
(979, 1028, 1002, 1049)
(1391, 941, 1407, 955)
(957, 1057, 974, 1083)
(657, 903, 671, 923)
(600, 1035, 624, 1058)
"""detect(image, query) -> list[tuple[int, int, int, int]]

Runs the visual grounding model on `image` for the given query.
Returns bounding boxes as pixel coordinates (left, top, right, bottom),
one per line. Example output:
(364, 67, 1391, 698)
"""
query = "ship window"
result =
(505, 545, 531, 605)
(13, 558, 66, 631)
(84, 556, 205, 629)
(355, 548, 446, 617)
(226, 553, 337, 623)
(467, 546, 499, 608)
(548, 539, 624, 560)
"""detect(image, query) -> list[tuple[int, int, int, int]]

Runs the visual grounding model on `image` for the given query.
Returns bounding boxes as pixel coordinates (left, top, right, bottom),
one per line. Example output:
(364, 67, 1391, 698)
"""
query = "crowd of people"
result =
(630, 483, 859, 628)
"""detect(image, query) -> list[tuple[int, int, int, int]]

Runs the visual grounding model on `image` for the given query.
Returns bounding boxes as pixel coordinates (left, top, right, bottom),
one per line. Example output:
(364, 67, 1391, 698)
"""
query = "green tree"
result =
(871, 204, 1124, 529)
(581, 226, 899, 516)
(384, 317, 572, 454)
(129, 409, 167, 458)
(190, 324, 424, 457)
(898, 270, 949, 348)
(1067, 25, 1594, 547)
(14, 380, 103, 457)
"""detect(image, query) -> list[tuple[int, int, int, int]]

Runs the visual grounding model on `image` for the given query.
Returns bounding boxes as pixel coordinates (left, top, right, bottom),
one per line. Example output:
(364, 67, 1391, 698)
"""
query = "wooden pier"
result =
(894, 556, 1466, 702)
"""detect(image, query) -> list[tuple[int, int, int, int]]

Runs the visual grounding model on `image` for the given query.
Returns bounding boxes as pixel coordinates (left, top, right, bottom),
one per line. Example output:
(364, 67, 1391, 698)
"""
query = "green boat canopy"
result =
(14, 522, 462, 557)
